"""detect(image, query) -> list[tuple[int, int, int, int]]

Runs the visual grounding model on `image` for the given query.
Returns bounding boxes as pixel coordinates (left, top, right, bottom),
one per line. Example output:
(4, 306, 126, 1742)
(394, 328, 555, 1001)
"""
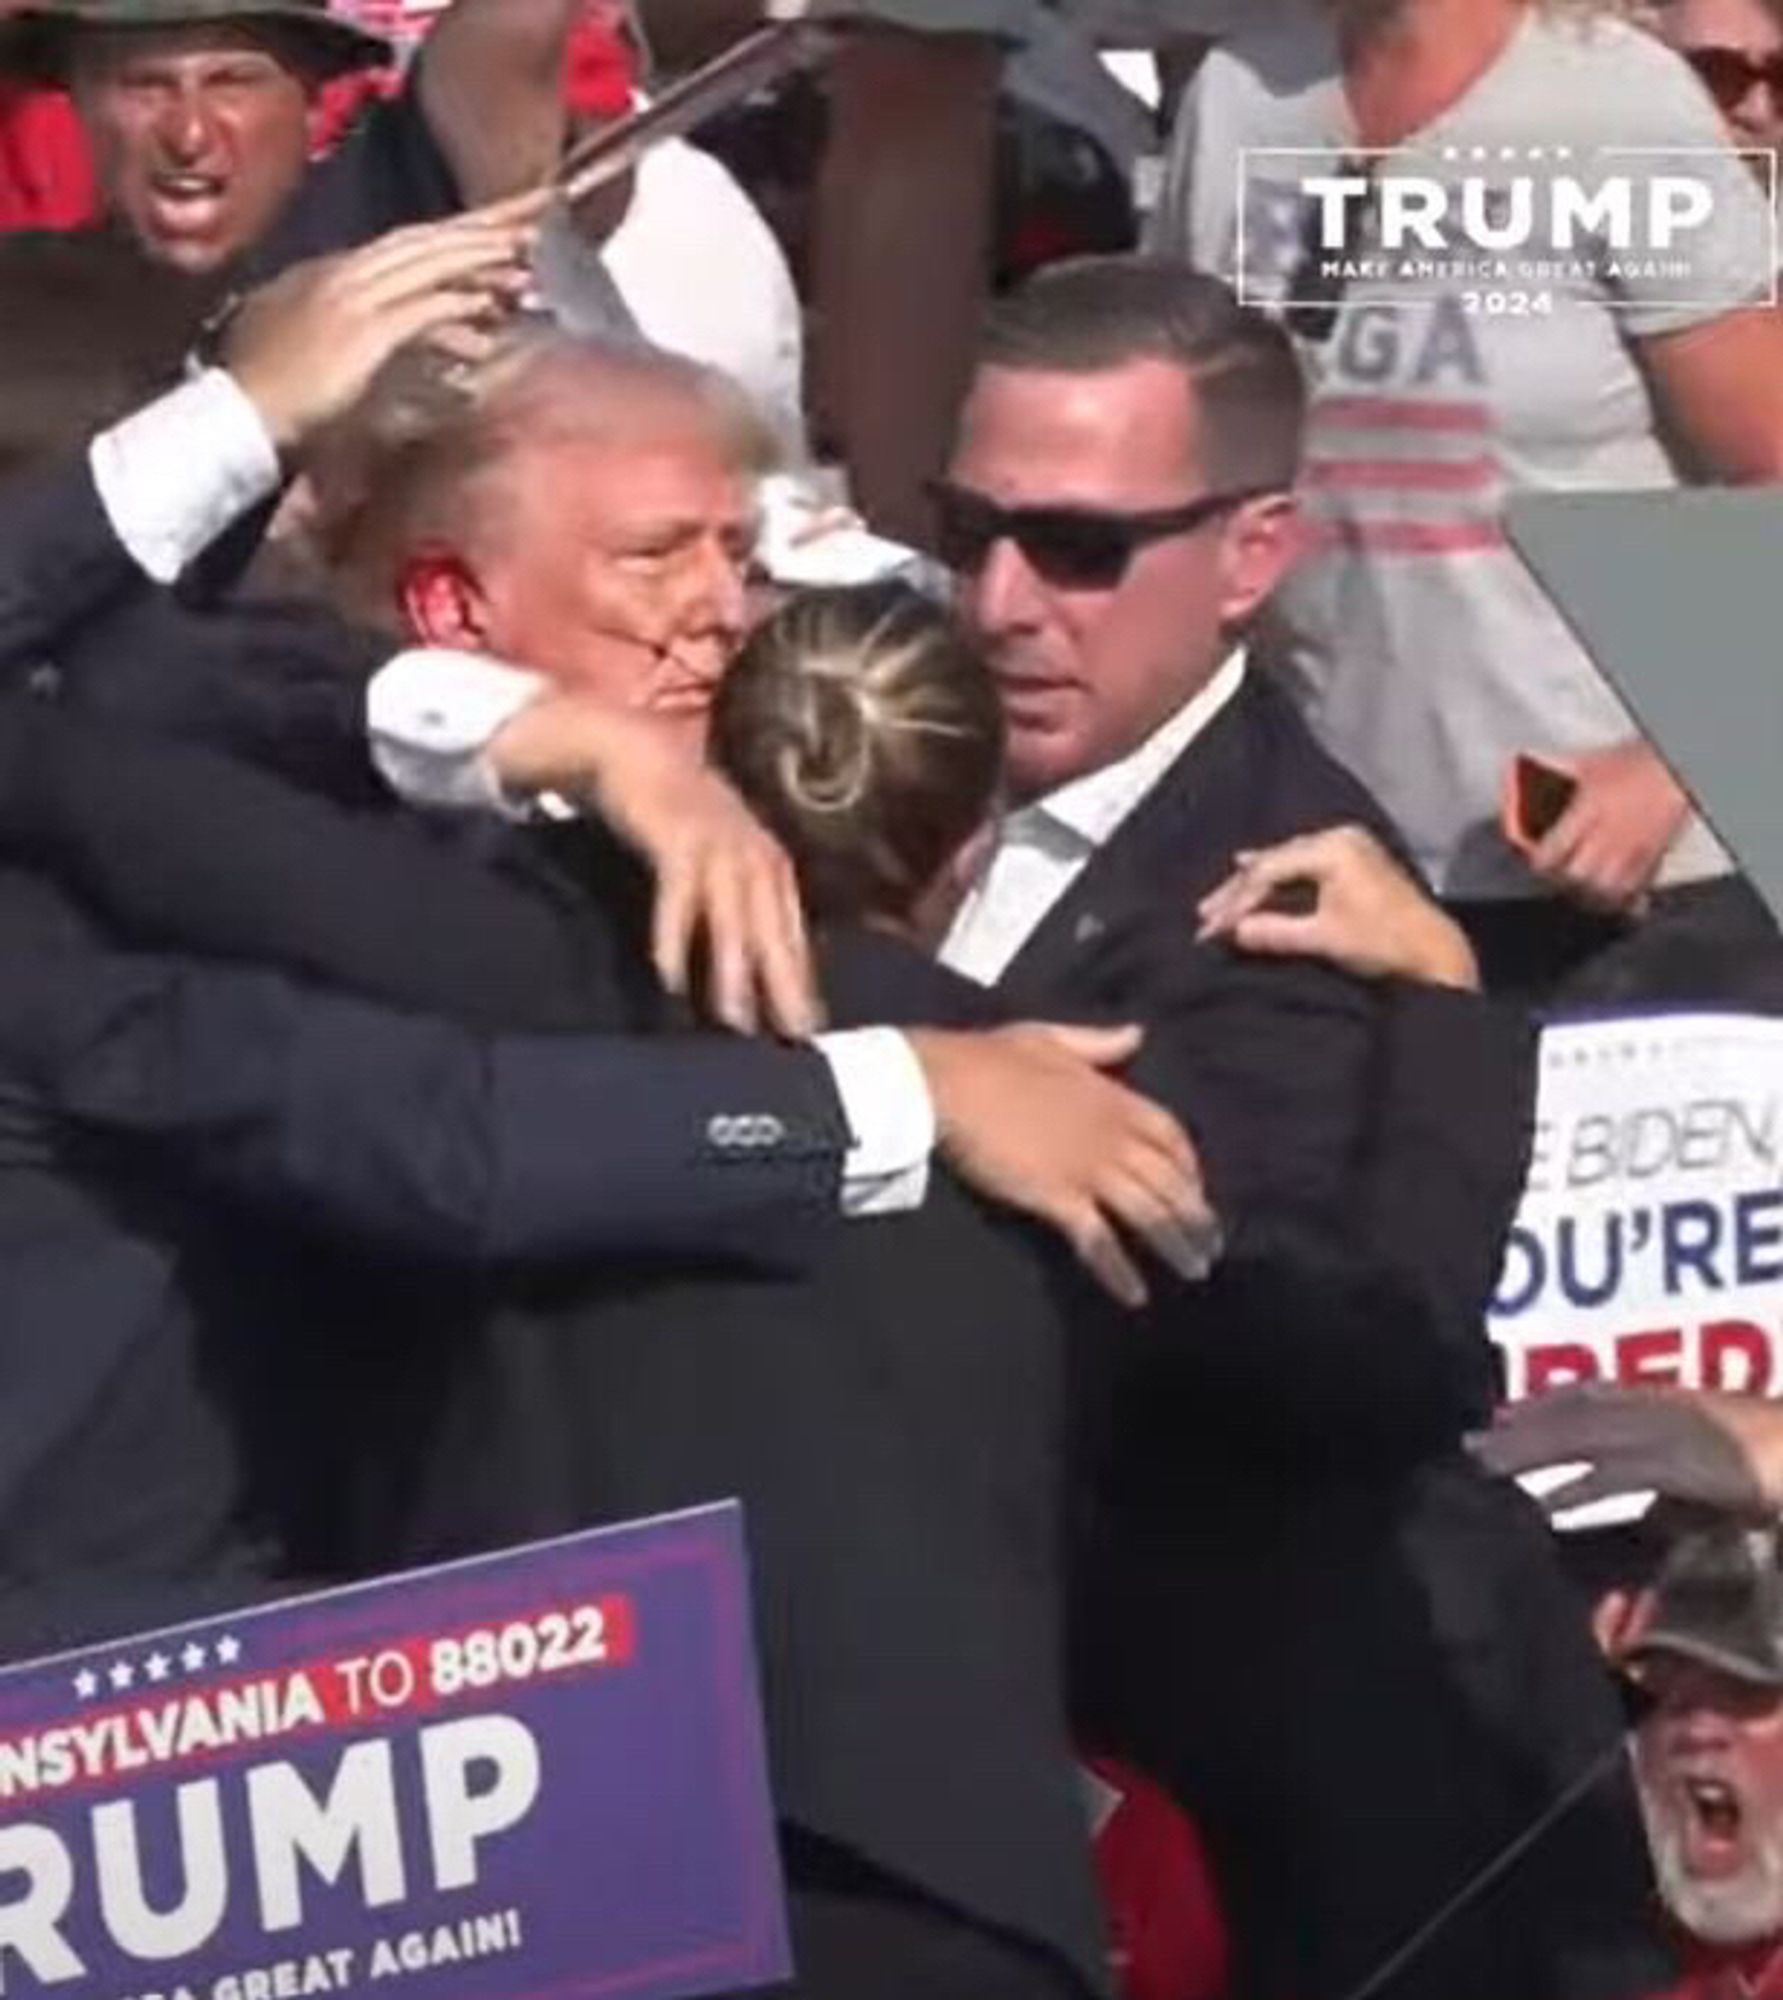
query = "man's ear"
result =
(1216, 493, 1303, 627)
(399, 549, 491, 650)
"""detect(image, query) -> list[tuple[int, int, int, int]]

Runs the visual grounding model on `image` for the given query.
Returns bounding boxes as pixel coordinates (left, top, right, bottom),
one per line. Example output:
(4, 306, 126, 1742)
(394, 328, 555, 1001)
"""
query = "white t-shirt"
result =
(530, 136, 807, 463)
(1149, 2, 1774, 898)
(601, 139, 808, 462)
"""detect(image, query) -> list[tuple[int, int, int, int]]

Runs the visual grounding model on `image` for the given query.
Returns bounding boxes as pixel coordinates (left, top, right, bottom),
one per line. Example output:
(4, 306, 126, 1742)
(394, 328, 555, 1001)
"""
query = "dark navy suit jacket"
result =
(979, 670, 1662, 2000)
(0, 457, 852, 1648)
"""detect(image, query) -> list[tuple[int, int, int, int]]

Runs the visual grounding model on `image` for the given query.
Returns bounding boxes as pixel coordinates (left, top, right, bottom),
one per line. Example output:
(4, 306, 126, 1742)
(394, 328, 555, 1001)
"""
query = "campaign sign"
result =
(0, 1503, 790, 2000)
(1489, 1013, 1783, 1404)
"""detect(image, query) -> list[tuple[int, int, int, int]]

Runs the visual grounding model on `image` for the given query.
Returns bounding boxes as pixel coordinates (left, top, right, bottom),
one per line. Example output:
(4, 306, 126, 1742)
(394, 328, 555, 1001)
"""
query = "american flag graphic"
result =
(1301, 390, 1506, 558)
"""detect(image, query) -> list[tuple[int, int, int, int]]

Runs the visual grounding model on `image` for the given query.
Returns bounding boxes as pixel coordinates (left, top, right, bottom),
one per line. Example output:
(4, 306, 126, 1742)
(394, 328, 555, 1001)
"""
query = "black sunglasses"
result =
(1283, 155, 1379, 345)
(1685, 44, 1783, 112)
(928, 481, 1273, 591)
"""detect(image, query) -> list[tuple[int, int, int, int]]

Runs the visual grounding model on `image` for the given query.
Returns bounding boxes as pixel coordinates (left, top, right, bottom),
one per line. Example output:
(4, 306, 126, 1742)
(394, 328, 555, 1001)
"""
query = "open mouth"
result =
(145, 174, 230, 233)
(1679, 1774, 1750, 1875)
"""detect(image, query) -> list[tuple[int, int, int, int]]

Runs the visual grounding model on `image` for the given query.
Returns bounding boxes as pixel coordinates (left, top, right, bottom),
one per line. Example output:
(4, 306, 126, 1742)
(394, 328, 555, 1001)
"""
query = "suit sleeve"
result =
(0, 458, 148, 671)
(0, 694, 628, 1031)
(0, 873, 846, 1274)
(64, 592, 387, 803)
(1120, 950, 1522, 1466)
(0, 448, 386, 799)
(1360, 979, 1535, 1348)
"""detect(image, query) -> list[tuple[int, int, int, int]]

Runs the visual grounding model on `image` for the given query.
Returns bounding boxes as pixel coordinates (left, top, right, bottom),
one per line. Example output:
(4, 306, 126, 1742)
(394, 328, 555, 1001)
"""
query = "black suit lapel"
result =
(997, 683, 1265, 1008)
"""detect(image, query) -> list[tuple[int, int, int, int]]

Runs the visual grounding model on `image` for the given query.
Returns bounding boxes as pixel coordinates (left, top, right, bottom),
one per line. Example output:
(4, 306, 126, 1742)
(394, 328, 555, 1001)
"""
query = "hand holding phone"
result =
(1502, 753, 1580, 858)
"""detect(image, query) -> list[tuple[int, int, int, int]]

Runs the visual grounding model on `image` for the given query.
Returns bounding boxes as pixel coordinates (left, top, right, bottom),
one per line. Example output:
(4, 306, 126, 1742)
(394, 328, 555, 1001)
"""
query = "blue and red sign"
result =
(0, 1503, 790, 2000)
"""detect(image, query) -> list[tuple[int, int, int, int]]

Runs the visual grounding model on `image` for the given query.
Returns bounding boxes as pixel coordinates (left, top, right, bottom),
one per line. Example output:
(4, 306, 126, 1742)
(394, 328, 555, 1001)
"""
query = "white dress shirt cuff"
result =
(815, 1027, 934, 1217)
(365, 648, 549, 818)
(89, 369, 282, 585)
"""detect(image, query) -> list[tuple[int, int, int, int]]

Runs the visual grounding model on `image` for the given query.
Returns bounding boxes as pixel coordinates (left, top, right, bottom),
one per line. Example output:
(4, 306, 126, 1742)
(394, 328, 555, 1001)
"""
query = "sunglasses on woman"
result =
(927, 481, 1274, 592)
(1684, 43, 1783, 112)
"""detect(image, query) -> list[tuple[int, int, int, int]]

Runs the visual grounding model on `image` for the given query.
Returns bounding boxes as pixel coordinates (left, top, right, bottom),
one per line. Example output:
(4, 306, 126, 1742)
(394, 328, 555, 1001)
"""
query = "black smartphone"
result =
(1508, 754, 1580, 852)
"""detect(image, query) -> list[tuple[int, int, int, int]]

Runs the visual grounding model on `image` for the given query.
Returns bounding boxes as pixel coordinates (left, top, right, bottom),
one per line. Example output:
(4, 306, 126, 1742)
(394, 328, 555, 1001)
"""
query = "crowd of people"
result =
(2, 2, 1783, 1998)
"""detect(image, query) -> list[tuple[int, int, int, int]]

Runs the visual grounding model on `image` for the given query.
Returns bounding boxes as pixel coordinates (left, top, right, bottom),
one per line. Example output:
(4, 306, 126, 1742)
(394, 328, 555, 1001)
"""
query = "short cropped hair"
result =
(318, 326, 780, 622)
(978, 255, 1306, 491)
(710, 583, 1005, 926)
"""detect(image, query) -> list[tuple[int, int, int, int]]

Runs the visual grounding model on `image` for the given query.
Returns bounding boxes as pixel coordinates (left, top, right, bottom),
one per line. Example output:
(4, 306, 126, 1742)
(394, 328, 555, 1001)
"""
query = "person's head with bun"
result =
(709, 583, 1005, 945)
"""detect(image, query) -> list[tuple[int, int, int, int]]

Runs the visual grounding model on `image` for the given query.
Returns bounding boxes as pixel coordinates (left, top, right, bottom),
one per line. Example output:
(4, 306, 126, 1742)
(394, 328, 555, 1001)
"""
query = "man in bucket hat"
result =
(1619, 1517, 1783, 1998)
(0, 0, 582, 274)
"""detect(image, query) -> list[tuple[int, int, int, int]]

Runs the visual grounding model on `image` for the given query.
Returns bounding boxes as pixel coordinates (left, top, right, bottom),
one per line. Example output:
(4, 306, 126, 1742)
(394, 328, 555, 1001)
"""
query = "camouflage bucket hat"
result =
(0, 0, 391, 84)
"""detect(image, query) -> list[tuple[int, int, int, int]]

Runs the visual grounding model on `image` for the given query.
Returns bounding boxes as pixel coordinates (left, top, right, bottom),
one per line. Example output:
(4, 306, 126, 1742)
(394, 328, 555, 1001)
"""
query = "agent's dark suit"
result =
(0, 686, 1516, 1469)
(391, 929, 1114, 1999)
(981, 676, 1668, 2000)
(0, 818, 1113, 1999)
(0, 450, 1661, 1996)
(0, 453, 377, 788)
(0, 683, 1548, 2000)
(0, 683, 1607, 2000)
(0, 451, 1118, 1993)
(0, 791, 1542, 2000)
(0, 671, 857, 1659)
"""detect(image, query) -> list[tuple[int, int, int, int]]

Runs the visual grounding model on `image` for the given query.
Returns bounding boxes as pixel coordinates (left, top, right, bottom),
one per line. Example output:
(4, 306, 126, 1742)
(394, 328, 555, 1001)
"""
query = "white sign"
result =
(1489, 1013, 1783, 1405)
(1237, 144, 1778, 316)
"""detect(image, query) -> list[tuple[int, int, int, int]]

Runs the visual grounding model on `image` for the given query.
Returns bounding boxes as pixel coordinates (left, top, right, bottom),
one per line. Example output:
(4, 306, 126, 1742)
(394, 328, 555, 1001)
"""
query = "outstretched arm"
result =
(1473, 1383, 1783, 1521)
(418, 0, 586, 202)
(0, 871, 847, 1273)
(0, 694, 629, 1030)
(0, 205, 533, 693)
(810, 13, 1010, 542)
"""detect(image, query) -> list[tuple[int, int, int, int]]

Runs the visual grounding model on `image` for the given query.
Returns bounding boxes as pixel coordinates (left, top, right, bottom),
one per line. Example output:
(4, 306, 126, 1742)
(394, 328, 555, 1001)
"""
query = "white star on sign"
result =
(144, 1653, 172, 1684)
(108, 1661, 134, 1692)
(72, 1670, 97, 1701)
(180, 1642, 207, 1673)
(215, 1635, 242, 1666)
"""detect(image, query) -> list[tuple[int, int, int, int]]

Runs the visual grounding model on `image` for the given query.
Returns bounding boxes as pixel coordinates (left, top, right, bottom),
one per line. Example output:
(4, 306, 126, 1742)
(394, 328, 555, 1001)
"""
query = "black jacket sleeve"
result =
(0, 871, 846, 1275)
(1360, 978, 1536, 1353)
(0, 694, 637, 1031)
(0, 452, 388, 799)
(1107, 939, 1530, 1468)
(0, 457, 149, 670)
